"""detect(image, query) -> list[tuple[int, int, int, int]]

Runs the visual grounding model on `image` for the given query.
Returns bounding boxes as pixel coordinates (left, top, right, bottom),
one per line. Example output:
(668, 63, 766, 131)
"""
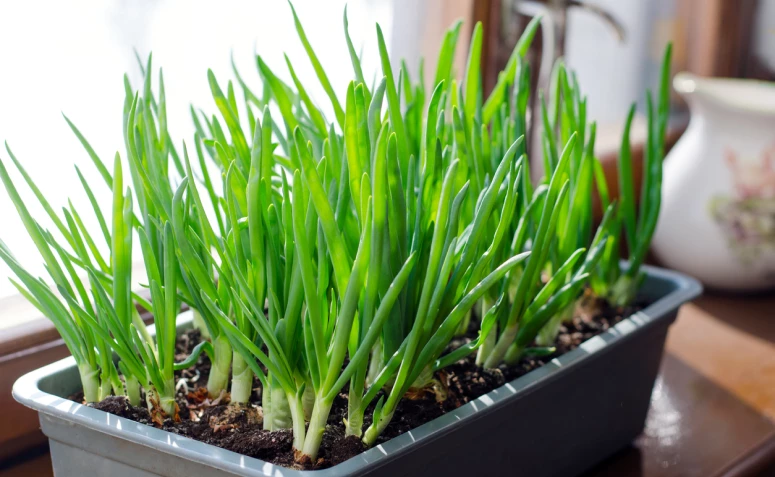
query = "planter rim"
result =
(12, 264, 701, 476)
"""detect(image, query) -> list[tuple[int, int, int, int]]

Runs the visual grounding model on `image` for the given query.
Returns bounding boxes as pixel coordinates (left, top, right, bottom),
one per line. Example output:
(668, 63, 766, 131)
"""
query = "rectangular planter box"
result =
(13, 265, 701, 477)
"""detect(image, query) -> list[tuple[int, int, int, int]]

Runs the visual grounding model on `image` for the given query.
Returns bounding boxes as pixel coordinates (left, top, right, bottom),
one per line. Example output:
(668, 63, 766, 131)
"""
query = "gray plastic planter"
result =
(13, 265, 700, 477)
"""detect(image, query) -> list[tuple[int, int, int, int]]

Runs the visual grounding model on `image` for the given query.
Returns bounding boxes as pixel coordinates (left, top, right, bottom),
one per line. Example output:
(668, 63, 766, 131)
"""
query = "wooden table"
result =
(588, 293, 775, 477)
(2, 293, 774, 477)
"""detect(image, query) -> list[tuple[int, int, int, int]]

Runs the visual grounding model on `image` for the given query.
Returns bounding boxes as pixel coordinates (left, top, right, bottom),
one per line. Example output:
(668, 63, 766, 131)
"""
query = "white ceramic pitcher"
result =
(652, 73, 775, 291)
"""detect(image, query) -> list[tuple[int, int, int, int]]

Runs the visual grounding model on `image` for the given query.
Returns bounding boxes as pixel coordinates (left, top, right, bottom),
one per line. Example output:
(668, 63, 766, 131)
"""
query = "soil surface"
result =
(81, 295, 642, 470)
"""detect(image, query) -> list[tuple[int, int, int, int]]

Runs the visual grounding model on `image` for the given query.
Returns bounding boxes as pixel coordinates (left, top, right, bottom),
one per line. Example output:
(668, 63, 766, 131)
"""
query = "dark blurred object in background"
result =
(479, 0, 775, 119)
(678, 0, 774, 81)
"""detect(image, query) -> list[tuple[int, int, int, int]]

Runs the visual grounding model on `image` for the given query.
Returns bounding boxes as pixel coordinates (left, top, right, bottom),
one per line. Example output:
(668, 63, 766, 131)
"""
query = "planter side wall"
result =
(367, 313, 672, 477)
(40, 413, 238, 477)
(30, 332, 246, 477)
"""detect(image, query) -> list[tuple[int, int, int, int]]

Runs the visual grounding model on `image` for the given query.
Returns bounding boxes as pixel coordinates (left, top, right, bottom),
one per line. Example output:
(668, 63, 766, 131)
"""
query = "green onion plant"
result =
(0, 1, 673, 467)
(589, 45, 673, 307)
(0, 145, 167, 406)
(0, 153, 118, 403)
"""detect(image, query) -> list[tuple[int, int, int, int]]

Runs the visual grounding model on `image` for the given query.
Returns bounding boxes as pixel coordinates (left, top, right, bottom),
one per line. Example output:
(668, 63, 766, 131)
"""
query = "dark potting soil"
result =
(82, 296, 642, 470)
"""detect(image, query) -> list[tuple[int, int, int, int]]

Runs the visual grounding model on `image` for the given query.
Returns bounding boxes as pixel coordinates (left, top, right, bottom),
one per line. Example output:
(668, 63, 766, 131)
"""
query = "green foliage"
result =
(0, 2, 672, 466)
(591, 44, 673, 306)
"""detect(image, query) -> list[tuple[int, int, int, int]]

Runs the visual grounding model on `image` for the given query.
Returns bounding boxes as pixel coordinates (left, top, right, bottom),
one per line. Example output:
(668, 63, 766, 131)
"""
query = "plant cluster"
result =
(0, 4, 671, 465)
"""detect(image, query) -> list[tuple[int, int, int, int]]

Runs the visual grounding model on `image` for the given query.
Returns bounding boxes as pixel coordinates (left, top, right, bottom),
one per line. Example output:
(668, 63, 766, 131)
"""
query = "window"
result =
(0, 0, 401, 330)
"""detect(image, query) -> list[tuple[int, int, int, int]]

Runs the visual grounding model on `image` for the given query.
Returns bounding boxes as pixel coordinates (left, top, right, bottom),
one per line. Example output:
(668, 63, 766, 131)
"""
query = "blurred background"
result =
(0, 1, 774, 476)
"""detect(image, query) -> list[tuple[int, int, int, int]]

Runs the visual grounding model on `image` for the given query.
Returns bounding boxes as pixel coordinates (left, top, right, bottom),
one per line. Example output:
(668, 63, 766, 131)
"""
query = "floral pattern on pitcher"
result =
(709, 144, 775, 264)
